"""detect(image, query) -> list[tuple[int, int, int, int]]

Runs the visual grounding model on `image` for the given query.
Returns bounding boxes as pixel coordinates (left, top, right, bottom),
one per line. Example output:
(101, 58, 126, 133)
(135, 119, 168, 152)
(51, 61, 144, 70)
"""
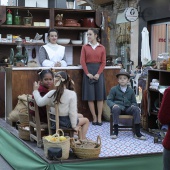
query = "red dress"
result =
(158, 87, 170, 150)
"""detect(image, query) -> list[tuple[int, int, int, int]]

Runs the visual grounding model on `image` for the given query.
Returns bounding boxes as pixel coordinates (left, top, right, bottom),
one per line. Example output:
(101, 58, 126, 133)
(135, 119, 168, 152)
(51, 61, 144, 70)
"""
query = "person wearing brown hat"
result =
(107, 71, 146, 140)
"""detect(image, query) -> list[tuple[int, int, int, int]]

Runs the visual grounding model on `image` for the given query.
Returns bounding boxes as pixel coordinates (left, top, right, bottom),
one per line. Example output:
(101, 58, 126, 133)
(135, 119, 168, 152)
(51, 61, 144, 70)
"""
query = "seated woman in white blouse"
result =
(33, 71, 89, 140)
(39, 28, 67, 67)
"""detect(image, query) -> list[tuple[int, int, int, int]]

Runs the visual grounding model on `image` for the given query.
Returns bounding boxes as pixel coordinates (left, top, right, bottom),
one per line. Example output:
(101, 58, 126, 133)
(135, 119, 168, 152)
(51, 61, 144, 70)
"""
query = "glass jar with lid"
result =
(157, 53, 169, 70)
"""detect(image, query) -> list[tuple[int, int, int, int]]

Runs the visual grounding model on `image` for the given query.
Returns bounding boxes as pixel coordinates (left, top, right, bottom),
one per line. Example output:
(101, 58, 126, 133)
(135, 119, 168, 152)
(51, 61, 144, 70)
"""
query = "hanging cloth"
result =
(141, 27, 151, 65)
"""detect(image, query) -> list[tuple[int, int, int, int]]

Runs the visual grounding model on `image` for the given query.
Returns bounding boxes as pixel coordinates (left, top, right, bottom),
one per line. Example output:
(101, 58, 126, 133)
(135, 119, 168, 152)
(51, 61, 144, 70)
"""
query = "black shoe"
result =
(134, 124, 146, 140)
(92, 122, 97, 125)
(110, 132, 118, 139)
(97, 122, 103, 126)
(135, 133, 146, 140)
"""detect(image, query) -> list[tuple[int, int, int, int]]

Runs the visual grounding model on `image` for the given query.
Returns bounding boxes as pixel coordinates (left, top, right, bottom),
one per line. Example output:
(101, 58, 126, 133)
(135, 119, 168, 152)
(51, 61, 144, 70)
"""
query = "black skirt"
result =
(82, 63, 106, 101)
(50, 115, 79, 130)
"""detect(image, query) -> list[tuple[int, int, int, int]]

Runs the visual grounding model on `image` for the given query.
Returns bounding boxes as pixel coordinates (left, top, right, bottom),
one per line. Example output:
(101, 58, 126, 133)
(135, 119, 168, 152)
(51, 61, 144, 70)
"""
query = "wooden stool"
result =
(110, 114, 135, 136)
(27, 95, 48, 147)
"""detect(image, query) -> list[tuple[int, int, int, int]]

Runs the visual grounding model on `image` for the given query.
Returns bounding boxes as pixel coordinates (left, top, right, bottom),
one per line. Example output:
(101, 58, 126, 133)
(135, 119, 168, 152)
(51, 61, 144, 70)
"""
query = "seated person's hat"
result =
(116, 71, 130, 79)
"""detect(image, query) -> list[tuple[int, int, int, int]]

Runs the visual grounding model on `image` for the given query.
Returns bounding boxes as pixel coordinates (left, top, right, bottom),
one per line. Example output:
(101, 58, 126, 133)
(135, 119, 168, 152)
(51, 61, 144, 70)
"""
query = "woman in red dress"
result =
(80, 28, 106, 126)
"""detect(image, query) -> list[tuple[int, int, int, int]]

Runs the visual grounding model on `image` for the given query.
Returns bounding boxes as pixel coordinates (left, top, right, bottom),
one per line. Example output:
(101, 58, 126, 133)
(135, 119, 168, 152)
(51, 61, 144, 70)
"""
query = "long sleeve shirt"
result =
(39, 43, 67, 67)
(80, 44, 106, 75)
(158, 87, 170, 150)
(107, 85, 137, 111)
(33, 89, 78, 128)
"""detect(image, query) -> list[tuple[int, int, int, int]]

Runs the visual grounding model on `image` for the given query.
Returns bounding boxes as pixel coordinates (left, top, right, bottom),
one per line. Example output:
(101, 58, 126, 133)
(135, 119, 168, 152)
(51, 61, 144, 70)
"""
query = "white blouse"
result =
(33, 89, 78, 128)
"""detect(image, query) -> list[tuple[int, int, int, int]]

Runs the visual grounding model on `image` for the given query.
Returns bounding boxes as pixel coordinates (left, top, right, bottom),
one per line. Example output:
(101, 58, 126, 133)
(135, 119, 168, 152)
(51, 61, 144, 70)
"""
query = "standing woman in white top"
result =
(33, 71, 89, 140)
(39, 28, 67, 67)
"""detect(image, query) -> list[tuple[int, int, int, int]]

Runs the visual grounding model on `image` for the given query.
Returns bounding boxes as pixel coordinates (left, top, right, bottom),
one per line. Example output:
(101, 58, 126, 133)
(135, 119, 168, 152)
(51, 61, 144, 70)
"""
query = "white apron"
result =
(42, 43, 66, 67)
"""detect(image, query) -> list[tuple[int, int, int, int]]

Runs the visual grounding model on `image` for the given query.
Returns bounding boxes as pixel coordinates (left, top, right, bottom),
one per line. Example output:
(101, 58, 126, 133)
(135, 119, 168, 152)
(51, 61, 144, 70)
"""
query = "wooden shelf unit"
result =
(146, 69, 170, 129)
(0, 6, 102, 65)
(0, 6, 104, 117)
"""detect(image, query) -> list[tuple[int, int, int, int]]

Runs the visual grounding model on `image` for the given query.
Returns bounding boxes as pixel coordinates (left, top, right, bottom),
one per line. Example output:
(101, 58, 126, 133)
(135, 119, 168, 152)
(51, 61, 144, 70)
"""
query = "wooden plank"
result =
(0, 71, 5, 117)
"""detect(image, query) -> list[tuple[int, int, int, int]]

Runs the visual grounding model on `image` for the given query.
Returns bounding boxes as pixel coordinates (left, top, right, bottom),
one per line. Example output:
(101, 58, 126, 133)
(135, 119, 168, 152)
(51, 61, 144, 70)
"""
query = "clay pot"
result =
(81, 18, 96, 27)
(64, 19, 80, 27)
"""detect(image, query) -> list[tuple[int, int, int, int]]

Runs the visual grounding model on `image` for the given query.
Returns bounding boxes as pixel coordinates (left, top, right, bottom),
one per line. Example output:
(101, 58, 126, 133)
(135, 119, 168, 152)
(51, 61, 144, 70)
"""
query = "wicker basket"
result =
(71, 136, 101, 159)
(43, 129, 70, 160)
(18, 123, 30, 140)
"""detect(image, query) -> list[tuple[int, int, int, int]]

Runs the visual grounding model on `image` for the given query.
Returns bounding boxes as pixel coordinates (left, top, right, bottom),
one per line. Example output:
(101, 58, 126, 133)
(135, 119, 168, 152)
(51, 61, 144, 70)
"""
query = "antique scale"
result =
(9, 37, 28, 66)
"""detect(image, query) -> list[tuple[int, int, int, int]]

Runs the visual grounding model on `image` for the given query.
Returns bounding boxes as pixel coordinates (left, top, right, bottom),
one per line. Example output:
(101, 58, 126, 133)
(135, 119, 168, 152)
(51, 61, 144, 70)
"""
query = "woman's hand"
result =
(33, 81, 40, 90)
(55, 61, 61, 67)
(94, 74, 99, 80)
(87, 73, 94, 79)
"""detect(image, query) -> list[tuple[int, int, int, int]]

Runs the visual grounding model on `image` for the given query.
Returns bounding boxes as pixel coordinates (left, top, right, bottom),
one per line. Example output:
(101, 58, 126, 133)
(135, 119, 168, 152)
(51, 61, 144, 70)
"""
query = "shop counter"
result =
(5, 66, 120, 122)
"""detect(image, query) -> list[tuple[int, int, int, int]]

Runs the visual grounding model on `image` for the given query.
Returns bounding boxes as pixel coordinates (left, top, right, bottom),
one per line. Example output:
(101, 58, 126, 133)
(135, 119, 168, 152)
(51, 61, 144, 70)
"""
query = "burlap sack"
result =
(102, 101, 110, 121)
(8, 94, 31, 123)
(8, 100, 26, 122)
(18, 94, 31, 107)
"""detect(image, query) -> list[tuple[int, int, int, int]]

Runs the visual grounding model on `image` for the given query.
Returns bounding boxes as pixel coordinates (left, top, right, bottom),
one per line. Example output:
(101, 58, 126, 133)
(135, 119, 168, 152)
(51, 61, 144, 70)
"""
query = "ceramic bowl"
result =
(57, 38, 70, 45)
(71, 40, 82, 45)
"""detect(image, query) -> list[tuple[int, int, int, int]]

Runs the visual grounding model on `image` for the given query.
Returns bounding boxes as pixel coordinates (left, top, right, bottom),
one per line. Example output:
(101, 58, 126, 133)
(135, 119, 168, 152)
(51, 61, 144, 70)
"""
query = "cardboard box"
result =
(39, 22, 46, 26)
(34, 22, 39, 26)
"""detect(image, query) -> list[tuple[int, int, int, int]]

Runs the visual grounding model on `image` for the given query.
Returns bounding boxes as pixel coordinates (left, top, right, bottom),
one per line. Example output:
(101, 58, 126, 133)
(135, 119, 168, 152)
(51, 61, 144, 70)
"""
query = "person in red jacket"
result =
(158, 87, 170, 170)
(80, 28, 106, 126)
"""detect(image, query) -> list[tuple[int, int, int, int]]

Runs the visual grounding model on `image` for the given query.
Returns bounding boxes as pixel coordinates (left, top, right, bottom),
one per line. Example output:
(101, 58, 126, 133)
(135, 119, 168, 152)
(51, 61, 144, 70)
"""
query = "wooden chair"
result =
(46, 105, 82, 139)
(110, 114, 135, 136)
(27, 95, 48, 147)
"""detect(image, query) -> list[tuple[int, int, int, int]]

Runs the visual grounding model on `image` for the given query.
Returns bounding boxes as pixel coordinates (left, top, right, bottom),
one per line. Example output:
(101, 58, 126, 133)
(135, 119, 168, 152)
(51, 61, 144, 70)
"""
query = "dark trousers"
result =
(163, 148, 170, 170)
(111, 106, 141, 124)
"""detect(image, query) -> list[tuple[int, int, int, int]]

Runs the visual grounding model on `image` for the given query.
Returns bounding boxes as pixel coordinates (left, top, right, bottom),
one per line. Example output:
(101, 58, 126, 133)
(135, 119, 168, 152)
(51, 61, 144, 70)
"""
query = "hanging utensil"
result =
(32, 47, 36, 59)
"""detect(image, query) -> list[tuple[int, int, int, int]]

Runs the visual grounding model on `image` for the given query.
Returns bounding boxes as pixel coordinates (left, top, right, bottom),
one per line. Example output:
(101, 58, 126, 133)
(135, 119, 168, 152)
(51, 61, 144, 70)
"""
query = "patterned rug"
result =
(86, 122, 163, 157)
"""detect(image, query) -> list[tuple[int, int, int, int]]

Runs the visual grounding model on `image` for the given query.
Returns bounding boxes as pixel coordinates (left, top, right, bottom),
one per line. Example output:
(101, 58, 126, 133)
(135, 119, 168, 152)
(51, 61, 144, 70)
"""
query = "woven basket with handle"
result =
(71, 136, 101, 159)
(18, 123, 30, 140)
(43, 129, 70, 160)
